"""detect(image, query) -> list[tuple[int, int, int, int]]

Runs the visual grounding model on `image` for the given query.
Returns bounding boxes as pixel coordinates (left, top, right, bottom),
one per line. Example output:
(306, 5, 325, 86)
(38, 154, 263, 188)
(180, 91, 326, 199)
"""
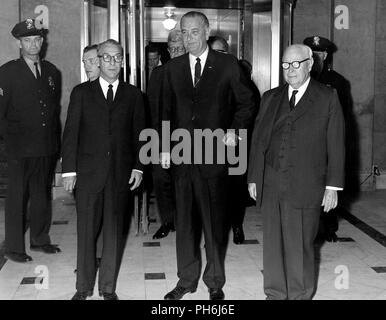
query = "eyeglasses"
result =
(82, 57, 98, 65)
(281, 58, 310, 70)
(99, 53, 123, 63)
(169, 47, 185, 54)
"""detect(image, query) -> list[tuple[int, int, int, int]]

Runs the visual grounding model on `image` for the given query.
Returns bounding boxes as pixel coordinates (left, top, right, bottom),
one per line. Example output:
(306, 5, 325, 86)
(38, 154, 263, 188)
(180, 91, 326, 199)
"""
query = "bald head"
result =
(282, 44, 314, 89)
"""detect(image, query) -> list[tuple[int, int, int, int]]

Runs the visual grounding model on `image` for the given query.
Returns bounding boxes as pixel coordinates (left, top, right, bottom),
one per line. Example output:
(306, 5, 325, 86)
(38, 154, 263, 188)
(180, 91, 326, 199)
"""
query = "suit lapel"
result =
(259, 85, 288, 150)
(196, 49, 216, 89)
(92, 79, 108, 108)
(292, 79, 316, 122)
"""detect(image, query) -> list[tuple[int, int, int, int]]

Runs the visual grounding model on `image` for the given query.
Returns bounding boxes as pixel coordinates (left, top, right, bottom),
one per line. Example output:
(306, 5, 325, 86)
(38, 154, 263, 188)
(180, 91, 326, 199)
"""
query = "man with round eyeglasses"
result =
(248, 44, 345, 300)
(62, 39, 145, 300)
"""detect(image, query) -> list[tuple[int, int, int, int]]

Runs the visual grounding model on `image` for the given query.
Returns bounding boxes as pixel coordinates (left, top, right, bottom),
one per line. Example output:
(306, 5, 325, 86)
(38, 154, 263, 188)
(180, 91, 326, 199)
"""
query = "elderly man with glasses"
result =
(248, 44, 345, 300)
(62, 39, 145, 300)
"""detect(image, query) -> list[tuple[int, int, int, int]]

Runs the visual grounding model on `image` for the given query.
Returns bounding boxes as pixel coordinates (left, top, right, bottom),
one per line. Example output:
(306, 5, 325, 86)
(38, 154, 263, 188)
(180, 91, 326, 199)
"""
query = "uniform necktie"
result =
(289, 90, 298, 111)
(107, 84, 114, 105)
(194, 57, 201, 87)
(34, 62, 41, 80)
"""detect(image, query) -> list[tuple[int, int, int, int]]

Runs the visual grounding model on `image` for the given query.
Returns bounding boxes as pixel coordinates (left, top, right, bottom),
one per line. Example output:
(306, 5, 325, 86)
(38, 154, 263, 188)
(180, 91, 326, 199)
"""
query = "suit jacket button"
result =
(42, 123, 46, 127)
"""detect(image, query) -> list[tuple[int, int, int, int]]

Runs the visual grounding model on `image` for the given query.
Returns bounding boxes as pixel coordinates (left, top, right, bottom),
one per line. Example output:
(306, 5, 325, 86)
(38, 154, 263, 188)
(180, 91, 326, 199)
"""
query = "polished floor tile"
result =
(2, 190, 386, 300)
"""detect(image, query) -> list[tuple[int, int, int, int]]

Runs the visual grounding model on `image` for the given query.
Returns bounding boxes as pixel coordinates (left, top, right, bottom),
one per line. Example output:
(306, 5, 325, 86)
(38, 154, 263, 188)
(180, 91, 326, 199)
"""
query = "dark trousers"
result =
(5, 156, 54, 253)
(174, 166, 230, 289)
(261, 166, 320, 300)
(75, 173, 131, 294)
(228, 174, 247, 228)
(152, 164, 176, 224)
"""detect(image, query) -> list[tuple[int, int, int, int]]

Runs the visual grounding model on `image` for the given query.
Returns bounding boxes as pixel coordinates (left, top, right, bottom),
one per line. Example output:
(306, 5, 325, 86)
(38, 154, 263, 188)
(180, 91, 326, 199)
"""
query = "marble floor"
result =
(1, 190, 386, 300)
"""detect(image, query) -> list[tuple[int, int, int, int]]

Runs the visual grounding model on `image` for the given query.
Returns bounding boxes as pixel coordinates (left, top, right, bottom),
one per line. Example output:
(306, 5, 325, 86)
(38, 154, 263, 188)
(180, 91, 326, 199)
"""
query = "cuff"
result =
(133, 169, 143, 174)
(326, 186, 343, 191)
(62, 172, 76, 177)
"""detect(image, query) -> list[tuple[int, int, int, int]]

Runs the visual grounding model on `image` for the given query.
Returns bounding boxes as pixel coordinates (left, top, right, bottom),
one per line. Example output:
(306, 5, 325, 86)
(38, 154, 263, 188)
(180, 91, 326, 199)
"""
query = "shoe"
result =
(164, 285, 196, 300)
(101, 292, 119, 300)
(71, 290, 93, 300)
(30, 244, 61, 254)
(153, 222, 175, 239)
(4, 252, 33, 263)
(233, 226, 245, 244)
(209, 288, 225, 300)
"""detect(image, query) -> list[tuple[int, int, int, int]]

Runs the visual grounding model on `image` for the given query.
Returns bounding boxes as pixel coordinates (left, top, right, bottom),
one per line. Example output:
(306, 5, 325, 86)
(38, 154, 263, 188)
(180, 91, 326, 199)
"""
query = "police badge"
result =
(313, 36, 320, 46)
(26, 19, 34, 30)
(48, 76, 55, 91)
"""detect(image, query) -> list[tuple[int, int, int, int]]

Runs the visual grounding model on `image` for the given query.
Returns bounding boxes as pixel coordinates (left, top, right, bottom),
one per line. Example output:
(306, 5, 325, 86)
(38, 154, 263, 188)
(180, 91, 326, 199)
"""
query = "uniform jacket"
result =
(162, 49, 256, 178)
(247, 79, 345, 208)
(61, 79, 145, 193)
(0, 58, 61, 158)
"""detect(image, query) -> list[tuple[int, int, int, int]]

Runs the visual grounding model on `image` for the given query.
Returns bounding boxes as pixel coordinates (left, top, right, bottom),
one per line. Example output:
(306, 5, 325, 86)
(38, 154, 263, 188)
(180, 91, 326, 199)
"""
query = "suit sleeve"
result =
(132, 89, 146, 172)
(247, 92, 269, 184)
(229, 58, 256, 133)
(61, 85, 83, 173)
(161, 64, 172, 153)
(0, 65, 11, 138)
(326, 89, 345, 188)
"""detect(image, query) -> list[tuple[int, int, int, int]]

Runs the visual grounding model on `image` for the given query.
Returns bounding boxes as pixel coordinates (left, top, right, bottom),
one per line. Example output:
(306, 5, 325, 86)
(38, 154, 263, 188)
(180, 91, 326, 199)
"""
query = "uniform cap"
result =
(11, 19, 45, 39)
(303, 36, 337, 53)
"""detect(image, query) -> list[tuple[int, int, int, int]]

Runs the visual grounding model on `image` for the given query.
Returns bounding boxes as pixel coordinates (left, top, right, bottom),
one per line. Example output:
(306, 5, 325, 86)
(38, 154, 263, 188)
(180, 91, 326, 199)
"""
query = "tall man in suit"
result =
(161, 11, 255, 300)
(62, 39, 145, 300)
(248, 44, 345, 300)
(0, 19, 62, 263)
(148, 30, 185, 239)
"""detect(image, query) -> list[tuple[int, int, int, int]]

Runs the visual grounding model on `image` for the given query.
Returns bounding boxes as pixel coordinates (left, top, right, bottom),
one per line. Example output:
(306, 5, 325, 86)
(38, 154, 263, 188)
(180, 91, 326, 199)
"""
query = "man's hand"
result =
(160, 152, 171, 169)
(222, 132, 239, 147)
(129, 170, 143, 191)
(321, 189, 338, 212)
(63, 176, 77, 193)
(248, 183, 257, 201)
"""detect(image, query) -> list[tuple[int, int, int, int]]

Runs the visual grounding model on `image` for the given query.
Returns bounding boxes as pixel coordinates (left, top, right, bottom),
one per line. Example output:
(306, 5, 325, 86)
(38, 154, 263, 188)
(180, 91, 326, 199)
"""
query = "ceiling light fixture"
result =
(162, 6, 177, 31)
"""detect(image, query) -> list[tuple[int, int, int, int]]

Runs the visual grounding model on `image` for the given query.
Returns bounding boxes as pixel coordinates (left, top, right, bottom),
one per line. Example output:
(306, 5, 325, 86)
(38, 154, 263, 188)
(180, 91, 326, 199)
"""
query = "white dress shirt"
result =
(288, 77, 342, 191)
(188, 45, 209, 85)
(62, 76, 142, 178)
(23, 56, 41, 79)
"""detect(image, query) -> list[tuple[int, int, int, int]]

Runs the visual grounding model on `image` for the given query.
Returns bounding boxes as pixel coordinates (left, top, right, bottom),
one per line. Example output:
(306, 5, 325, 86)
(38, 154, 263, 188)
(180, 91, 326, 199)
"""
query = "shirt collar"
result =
(22, 55, 40, 68)
(99, 76, 119, 90)
(189, 45, 209, 67)
(288, 76, 311, 105)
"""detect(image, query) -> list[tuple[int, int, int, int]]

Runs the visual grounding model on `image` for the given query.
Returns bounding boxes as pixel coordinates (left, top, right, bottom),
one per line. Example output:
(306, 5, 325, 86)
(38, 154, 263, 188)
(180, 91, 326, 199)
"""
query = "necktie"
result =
(194, 57, 201, 87)
(34, 62, 41, 80)
(289, 90, 298, 111)
(107, 84, 114, 105)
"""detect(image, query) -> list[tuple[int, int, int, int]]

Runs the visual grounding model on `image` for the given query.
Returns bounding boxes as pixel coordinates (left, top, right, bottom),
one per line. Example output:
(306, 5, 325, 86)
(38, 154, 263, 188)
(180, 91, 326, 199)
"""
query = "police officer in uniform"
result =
(0, 19, 62, 262)
(303, 36, 353, 242)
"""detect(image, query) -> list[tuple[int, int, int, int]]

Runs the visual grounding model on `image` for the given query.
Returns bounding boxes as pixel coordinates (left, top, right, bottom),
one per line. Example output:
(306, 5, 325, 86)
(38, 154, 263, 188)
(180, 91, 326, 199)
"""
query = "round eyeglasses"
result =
(99, 53, 123, 63)
(282, 58, 310, 70)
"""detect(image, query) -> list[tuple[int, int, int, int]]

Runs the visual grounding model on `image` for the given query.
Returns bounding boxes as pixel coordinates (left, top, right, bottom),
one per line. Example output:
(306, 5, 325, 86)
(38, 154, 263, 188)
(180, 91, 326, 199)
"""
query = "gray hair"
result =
(167, 29, 183, 45)
(284, 44, 313, 59)
(97, 39, 123, 55)
(181, 11, 210, 29)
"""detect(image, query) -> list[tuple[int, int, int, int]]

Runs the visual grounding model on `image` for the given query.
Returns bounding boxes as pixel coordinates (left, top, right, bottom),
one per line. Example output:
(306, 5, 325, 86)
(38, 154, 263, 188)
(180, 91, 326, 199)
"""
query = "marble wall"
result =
(293, 0, 385, 190)
(0, 0, 19, 66)
(373, 0, 386, 187)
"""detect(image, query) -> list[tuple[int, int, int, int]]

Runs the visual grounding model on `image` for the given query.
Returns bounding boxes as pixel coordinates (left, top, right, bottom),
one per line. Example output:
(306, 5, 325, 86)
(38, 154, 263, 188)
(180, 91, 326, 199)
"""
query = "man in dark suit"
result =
(0, 19, 62, 263)
(148, 30, 185, 240)
(62, 39, 145, 300)
(248, 44, 345, 300)
(161, 11, 255, 300)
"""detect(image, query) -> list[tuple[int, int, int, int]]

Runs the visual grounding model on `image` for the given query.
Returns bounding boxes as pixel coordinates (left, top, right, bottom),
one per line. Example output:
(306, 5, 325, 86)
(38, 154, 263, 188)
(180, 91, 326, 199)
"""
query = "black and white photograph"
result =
(0, 0, 385, 308)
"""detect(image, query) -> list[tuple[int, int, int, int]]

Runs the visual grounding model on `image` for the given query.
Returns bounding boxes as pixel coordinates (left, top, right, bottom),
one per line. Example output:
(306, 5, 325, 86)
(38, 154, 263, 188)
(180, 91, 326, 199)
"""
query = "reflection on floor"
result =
(1, 190, 386, 300)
